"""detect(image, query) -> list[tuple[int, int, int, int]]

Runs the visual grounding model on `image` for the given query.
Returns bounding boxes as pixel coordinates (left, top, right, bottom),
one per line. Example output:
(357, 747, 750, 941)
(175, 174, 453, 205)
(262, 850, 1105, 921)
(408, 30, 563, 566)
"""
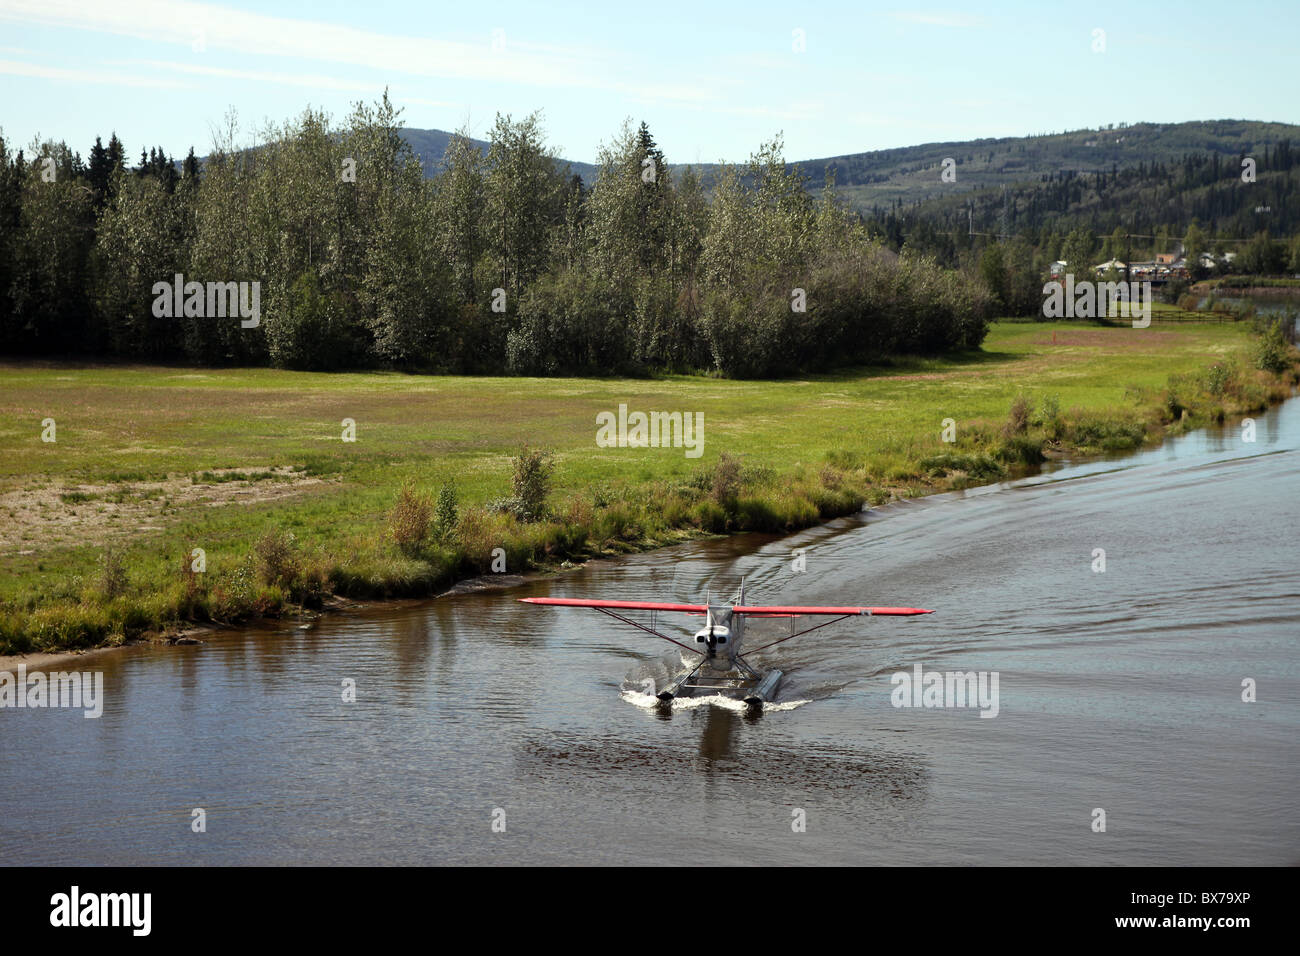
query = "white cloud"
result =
(0, 57, 189, 88)
(0, 0, 605, 88)
(107, 58, 382, 92)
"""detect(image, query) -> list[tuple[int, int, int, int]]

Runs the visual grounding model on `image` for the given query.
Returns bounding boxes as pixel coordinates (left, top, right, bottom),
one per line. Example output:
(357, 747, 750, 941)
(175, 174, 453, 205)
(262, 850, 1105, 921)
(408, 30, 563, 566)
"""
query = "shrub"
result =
(1200, 360, 1234, 397)
(710, 453, 742, 511)
(178, 549, 206, 615)
(918, 452, 1006, 481)
(1254, 319, 1292, 374)
(1069, 417, 1146, 451)
(736, 495, 805, 532)
(691, 499, 728, 532)
(390, 482, 432, 555)
(433, 482, 459, 540)
(1003, 394, 1031, 437)
(996, 436, 1046, 465)
(98, 546, 128, 599)
(594, 503, 638, 543)
(511, 447, 554, 522)
(1163, 386, 1186, 422)
(1036, 394, 1064, 440)
(292, 564, 330, 608)
(254, 529, 300, 588)
(454, 507, 511, 573)
(205, 559, 255, 622)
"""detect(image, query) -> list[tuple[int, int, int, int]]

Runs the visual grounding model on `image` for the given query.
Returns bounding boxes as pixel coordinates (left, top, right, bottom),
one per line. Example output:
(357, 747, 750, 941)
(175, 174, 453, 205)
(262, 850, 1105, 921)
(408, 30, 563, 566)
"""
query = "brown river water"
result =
(2, 400, 1298, 865)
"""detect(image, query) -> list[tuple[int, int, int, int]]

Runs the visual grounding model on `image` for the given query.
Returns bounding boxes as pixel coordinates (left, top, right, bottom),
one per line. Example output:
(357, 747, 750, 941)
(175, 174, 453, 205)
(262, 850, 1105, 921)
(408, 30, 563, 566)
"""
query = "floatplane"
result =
(520, 582, 933, 710)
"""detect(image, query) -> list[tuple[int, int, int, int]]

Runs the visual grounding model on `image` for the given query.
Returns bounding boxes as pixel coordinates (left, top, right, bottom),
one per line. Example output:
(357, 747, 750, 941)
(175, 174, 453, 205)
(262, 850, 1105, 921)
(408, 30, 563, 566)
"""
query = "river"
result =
(3, 399, 1298, 865)
(1197, 289, 1300, 337)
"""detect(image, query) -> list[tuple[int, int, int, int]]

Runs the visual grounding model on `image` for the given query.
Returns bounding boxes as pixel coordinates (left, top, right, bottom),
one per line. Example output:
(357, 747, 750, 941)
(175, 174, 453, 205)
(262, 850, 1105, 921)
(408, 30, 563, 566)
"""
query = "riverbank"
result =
(0, 563, 617, 669)
(2, 319, 1296, 655)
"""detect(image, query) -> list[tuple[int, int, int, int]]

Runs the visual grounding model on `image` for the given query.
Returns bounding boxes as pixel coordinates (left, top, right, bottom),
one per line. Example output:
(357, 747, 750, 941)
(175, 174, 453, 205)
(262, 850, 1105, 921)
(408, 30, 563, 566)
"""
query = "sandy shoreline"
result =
(0, 643, 146, 672)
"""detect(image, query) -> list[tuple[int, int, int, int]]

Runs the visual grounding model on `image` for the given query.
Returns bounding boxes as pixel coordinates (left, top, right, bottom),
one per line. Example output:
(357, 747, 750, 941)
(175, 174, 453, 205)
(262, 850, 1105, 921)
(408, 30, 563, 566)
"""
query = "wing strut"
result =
(744, 614, 857, 654)
(593, 607, 705, 657)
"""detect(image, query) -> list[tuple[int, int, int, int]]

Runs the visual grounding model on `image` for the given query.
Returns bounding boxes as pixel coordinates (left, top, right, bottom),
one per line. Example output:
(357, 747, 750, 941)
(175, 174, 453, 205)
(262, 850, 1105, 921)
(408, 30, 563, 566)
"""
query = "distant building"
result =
(1124, 257, 1188, 281)
(1155, 242, 1187, 268)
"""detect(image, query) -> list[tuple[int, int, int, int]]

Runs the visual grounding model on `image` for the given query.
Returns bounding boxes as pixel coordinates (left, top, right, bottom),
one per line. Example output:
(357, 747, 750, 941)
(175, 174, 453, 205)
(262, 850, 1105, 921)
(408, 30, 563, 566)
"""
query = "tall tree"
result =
(7, 140, 97, 352)
(0, 133, 23, 349)
(587, 119, 653, 286)
(1183, 221, 1207, 271)
(978, 243, 1008, 312)
(433, 130, 486, 302)
(92, 167, 187, 356)
(483, 111, 565, 296)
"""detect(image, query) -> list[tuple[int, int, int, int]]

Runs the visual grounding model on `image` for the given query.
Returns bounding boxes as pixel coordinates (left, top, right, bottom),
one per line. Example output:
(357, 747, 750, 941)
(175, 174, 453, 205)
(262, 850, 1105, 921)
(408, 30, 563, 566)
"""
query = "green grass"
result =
(0, 319, 1294, 653)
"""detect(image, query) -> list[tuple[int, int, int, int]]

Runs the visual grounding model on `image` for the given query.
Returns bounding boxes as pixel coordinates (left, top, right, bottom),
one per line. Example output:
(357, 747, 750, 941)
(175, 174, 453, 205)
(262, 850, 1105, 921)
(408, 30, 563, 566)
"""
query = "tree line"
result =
(0, 94, 994, 377)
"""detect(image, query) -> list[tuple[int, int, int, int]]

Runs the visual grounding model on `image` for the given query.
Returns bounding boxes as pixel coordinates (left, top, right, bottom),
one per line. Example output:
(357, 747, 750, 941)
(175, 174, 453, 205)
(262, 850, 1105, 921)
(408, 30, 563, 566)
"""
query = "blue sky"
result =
(1, 0, 1295, 165)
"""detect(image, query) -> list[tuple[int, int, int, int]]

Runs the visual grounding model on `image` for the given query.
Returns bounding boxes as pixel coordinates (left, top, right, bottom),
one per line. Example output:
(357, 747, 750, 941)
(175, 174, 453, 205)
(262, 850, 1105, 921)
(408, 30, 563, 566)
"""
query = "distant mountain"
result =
(399, 127, 598, 182)
(798, 120, 1300, 215)
(400, 120, 1300, 218)
(398, 128, 483, 172)
(858, 124, 1300, 241)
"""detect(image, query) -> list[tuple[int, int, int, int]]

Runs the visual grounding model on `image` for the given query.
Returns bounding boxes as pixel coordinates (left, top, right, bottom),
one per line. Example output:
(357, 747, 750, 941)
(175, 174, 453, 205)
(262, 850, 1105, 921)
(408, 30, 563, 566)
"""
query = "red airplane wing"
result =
(519, 597, 708, 613)
(733, 605, 933, 616)
(520, 598, 932, 616)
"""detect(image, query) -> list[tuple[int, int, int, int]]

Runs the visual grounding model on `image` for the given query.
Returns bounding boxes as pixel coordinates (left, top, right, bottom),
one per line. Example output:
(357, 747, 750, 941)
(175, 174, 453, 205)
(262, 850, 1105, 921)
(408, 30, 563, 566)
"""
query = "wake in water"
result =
(618, 684, 811, 713)
(619, 650, 812, 713)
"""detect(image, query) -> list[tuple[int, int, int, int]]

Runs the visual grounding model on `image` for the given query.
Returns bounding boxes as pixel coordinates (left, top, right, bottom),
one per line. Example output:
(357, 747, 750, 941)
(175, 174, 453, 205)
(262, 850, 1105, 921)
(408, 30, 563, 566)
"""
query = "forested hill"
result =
(868, 137, 1300, 255)
(796, 120, 1300, 208)
(399, 119, 1298, 204)
(399, 127, 599, 183)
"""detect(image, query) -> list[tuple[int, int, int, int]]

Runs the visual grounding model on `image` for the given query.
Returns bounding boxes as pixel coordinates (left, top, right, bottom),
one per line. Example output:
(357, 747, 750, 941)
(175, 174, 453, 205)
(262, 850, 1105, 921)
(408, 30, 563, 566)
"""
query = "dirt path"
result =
(0, 466, 331, 556)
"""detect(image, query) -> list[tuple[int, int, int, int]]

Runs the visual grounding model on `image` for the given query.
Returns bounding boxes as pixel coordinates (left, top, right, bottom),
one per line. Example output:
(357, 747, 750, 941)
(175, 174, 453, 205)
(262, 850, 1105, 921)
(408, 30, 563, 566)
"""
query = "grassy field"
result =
(1, 318, 1295, 652)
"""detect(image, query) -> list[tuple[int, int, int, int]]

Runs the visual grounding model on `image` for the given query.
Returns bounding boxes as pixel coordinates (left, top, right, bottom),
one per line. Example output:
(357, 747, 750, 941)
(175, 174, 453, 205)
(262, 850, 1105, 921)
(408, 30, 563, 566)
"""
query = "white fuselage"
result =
(693, 605, 745, 665)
